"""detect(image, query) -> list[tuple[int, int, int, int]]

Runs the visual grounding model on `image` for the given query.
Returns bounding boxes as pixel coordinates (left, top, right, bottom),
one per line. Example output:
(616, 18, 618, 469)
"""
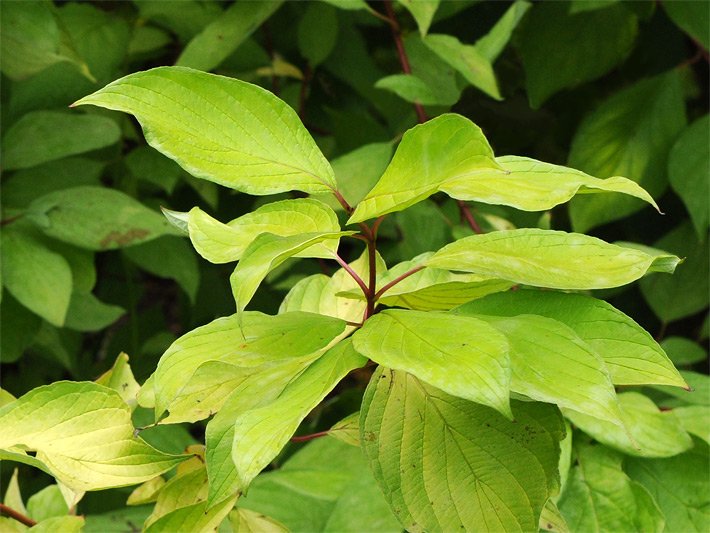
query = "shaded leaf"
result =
(663, 0, 709, 49)
(298, 2, 338, 67)
(660, 336, 707, 366)
(64, 292, 124, 332)
(475, 0, 531, 62)
(360, 368, 564, 532)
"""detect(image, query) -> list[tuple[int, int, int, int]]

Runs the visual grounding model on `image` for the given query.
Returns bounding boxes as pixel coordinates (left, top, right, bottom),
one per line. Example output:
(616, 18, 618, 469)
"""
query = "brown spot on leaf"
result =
(100, 228, 150, 248)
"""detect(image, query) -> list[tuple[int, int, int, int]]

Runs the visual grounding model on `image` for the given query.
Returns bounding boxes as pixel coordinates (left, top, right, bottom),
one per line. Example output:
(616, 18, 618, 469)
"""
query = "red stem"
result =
(375, 265, 425, 300)
(290, 430, 330, 442)
(366, 239, 377, 319)
(0, 504, 37, 527)
(333, 253, 370, 298)
(383, 0, 428, 124)
(457, 200, 483, 234)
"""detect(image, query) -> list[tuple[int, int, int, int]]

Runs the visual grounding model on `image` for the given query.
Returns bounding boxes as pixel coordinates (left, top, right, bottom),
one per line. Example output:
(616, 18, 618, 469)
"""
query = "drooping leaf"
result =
(0, 382, 185, 491)
(558, 443, 665, 533)
(0, 1, 89, 81)
(27, 186, 180, 250)
(240, 438, 401, 532)
(176, 1, 281, 71)
(123, 236, 199, 302)
(427, 228, 679, 290)
(349, 114, 501, 223)
(73, 67, 337, 195)
(360, 368, 565, 532)
(230, 339, 366, 492)
(626, 438, 710, 533)
(352, 309, 512, 417)
(474, 0, 531, 62)
(298, 2, 338, 67)
(230, 231, 354, 315)
(424, 34, 500, 99)
(467, 314, 624, 426)
(518, 2, 638, 107)
(1, 225, 72, 327)
(640, 222, 709, 323)
(442, 155, 660, 212)
(569, 70, 686, 232)
(184, 199, 341, 264)
(669, 116, 710, 236)
(151, 311, 346, 420)
(663, 0, 709, 49)
(2, 111, 120, 170)
(454, 290, 686, 387)
(563, 392, 693, 458)
(397, 0, 440, 36)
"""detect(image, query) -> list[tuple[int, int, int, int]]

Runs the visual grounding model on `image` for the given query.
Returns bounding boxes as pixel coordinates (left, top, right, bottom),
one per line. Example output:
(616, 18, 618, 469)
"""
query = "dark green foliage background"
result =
(1, 0, 707, 527)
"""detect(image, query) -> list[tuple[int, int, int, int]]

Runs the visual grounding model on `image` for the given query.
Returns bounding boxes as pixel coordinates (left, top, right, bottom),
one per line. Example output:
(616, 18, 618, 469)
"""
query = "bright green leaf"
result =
(30, 516, 84, 533)
(455, 290, 686, 387)
(569, 70, 686, 232)
(0, 381, 185, 491)
(145, 495, 236, 533)
(231, 339, 366, 492)
(626, 438, 710, 533)
(349, 114, 501, 223)
(360, 368, 565, 532)
(470, 314, 624, 426)
(229, 508, 288, 533)
(152, 311, 346, 420)
(558, 443, 664, 533)
(328, 411, 360, 447)
(185, 199, 340, 264)
(73, 66, 337, 195)
(563, 392, 693, 458)
(176, 1, 281, 71)
(474, 0, 531, 62)
(230, 231, 354, 315)
(95, 352, 141, 411)
(640, 222, 709, 323)
(428, 228, 679, 290)
(519, 2, 638, 107)
(374, 73, 443, 105)
(2, 111, 120, 171)
(424, 34, 501, 99)
(669, 116, 709, 236)
(27, 186, 180, 250)
(1, 225, 72, 327)
(539, 500, 570, 533)
(83, 505, 153, 533)
(397, 0, 440, 36)
(442, 155, 661, 213)
(329, 142, 393, 208)
(27, 485, 67, 522)
(352, 309, 512, 417)
(127, 476, 166, 506)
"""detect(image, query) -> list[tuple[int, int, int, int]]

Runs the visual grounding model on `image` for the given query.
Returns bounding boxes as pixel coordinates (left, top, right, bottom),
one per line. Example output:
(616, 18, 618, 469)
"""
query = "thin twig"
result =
(457, 200, 483, 234)
(290, 430, 330, 443)
(375, 265, 425, 300)
(383, 0, 428, 123)
(333, 253, 370, 298)
(0, 504, 37, 527)
(366, 239, 378, 318)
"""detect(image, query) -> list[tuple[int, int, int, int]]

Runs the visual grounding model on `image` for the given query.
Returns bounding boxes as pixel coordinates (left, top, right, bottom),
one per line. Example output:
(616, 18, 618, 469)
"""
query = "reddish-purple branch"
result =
(290, 430, 330, 443)
(0, 504, 37, 527)
(458, 200, 483, 234)
(375, 265, 425, 300)
(333, 253, 370, 298)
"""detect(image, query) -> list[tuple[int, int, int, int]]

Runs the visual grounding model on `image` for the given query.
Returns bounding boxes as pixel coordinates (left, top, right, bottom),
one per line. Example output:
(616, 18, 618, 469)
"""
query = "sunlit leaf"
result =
(73, 67, 337, 195)
(353, 309, 512, 417)
(397, 0, 440, 36)
(563, 392, 693, 458)
(0, 382, 185, 491)
(427, 229, 679, 290)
